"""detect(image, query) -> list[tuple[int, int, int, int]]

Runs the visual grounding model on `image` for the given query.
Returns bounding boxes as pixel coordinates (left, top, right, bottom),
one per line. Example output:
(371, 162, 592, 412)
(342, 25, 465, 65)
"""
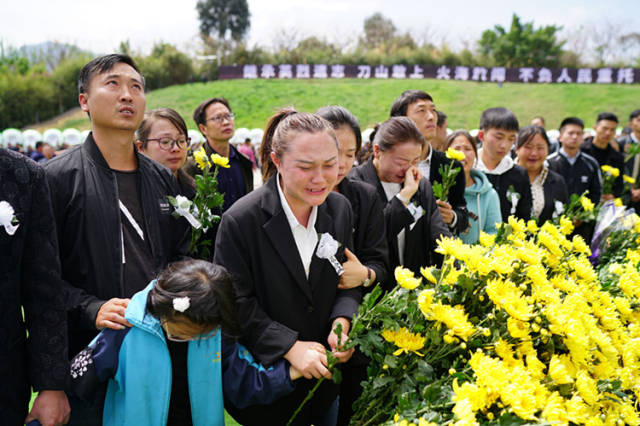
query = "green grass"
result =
(51, 78, 640, 133)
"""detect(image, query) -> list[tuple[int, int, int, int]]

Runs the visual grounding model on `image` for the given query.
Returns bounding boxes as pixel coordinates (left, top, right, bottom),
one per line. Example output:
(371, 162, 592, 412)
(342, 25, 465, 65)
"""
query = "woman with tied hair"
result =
(316, 105, 389, 425)
(135, 108, 195, 198)
(214, 109, 361, 425)
(446, 130, 502, 244)
(350, 116, 450, 288)
(515, 125, 569, 224)
(70, 259, 300, 426)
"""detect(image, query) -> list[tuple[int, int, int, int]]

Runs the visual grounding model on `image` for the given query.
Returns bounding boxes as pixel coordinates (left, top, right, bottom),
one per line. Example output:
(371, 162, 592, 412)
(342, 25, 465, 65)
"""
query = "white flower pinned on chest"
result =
(167, 195, 202, 229)
(316, 233, 344, 276)
(0, 201, 19, 236)
(506, 185, 521, 215)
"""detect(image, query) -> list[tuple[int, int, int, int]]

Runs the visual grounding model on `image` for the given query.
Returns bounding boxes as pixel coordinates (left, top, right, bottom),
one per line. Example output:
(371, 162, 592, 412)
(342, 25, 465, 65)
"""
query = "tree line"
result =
(2, 4, 640, 130)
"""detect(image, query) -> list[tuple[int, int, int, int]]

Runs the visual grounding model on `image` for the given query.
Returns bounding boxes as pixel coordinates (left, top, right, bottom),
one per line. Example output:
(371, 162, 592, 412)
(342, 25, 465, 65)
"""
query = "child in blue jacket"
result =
(70, 260, 301, 425)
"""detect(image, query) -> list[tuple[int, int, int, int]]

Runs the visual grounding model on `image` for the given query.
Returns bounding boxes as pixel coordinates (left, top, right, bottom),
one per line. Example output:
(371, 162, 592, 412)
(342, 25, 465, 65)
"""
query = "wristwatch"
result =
(362, 267, 373, 287)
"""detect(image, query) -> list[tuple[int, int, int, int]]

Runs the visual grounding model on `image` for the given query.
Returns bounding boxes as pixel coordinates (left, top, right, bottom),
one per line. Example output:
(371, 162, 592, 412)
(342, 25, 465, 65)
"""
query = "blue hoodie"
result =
(70, 282, 295, 426)
(461, 169, 502, 244)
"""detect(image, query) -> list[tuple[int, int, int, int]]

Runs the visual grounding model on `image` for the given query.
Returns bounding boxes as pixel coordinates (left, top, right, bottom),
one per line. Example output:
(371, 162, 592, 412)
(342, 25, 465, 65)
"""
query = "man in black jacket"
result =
(617, 109, 640, 210)
(581, 112, 624, 199)
(390, 90, 469, 236)
(476, 107, 532, 221)
(1, 148, 70, 426)
(44, 54, 189, 425)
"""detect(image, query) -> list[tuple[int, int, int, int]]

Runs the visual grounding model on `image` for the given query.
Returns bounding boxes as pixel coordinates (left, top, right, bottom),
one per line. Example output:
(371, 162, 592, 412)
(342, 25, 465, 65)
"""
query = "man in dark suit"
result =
(1, 148, 70, 426)
(390, 90, 469, 236)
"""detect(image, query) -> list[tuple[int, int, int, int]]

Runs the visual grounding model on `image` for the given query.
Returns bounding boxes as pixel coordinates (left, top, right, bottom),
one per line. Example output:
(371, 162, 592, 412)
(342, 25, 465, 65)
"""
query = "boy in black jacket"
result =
(476, 107, 532, 221)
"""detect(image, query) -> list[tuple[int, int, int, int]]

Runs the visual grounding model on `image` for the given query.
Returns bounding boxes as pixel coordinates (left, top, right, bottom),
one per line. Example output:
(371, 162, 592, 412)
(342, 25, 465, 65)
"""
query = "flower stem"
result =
(286, 377, 325, 426)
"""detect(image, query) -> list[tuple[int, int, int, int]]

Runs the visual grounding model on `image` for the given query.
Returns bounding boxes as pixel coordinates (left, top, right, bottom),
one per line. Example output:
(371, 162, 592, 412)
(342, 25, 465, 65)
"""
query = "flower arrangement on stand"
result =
(347, 213, 640, 426)
(168, 147, 228, 259)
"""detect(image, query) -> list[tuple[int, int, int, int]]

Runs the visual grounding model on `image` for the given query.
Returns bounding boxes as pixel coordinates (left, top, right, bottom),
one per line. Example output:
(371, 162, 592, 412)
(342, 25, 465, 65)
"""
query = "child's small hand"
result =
(289, 365, 303, 381)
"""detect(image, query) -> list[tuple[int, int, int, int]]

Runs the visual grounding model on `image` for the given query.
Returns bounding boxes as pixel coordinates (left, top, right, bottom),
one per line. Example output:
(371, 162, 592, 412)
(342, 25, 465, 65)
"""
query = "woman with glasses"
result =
(135, 108, 195, 197)
(70, 259, 302, 426)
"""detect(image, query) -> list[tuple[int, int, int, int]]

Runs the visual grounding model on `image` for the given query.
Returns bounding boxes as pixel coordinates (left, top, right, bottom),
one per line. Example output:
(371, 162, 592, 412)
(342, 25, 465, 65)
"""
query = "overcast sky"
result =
(1, 0, 638, 55)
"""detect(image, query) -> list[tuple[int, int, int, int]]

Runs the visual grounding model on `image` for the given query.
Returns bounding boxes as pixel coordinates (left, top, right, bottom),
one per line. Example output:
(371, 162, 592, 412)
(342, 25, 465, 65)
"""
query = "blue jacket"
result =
(461, 169, 502, 244)
(70, 282, 295, 426)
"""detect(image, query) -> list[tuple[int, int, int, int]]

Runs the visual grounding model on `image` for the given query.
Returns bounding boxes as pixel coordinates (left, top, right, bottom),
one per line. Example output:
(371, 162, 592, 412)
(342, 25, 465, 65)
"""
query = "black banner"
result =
(219, 64, 640, 84)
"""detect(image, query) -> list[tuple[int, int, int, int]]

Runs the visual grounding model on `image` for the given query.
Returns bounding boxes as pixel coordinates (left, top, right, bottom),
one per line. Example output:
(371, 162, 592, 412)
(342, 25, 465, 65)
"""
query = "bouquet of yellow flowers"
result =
(348, 214, 640, 425)
(168, 147, 229, 259)
(601, 165, 620, 197)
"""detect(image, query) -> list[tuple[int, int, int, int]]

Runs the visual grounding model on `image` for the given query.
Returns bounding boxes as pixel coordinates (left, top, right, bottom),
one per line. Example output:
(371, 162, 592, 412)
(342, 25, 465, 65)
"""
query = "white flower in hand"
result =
(0, 201, 19, 236)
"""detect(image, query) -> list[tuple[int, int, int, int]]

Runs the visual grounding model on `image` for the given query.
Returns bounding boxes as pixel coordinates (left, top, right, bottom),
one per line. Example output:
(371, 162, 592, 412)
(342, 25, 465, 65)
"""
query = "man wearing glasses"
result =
(185, 97, 254, 211)
(45, 54, 189, 425)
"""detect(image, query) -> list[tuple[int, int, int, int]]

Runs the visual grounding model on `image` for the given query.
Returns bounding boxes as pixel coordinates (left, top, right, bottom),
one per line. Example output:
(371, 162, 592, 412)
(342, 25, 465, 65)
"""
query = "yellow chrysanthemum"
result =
(446, 147, 466, 162)
(383, 327, 426, 356)
(507, 317, 531, 339)
(548, 354, 576, 384)
(193, 147, 210, 170)
(428, 302, 476, 341)
(417, 289, 435, 317)
(580, 196, 595, 212)
(601, 164, 620, 177)
(394, 266, 421, 290)
(210, 153, 230, 168)
(559, 216, 574, 235)
(420, 266, 437, 284)
(624, 175, 636, 185)
(478, 231, 496, 248)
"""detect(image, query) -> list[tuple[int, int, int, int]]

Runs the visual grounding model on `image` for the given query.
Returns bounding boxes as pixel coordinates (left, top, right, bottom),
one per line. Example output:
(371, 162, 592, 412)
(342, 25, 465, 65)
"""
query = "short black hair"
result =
(516, 125, 550, 149)
(630, 109, 640, 121)
(559, 117, 584, 132)
(596, 112, 619, 124)
(77, 54, 143, 94)
(193, 97, 232, 127)
(316, 105, 363, 155)
(146, 260, 242, 337)
(479, 107, 519, 132)
(436, 110, 447, 127)
(390, 90, 433, 117)
(35, 141, 44, 149)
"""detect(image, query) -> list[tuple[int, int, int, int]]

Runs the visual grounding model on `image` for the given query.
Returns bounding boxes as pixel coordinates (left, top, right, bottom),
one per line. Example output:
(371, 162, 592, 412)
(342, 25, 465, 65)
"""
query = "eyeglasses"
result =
(161, 320, 217, 342)
(146, 137, 191, 151)
(207, 113, 235, 124)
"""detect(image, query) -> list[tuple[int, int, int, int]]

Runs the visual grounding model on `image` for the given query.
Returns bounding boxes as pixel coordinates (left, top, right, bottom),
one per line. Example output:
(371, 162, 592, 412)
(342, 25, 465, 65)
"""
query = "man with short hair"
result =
(45, 54, 189, 425)
(547, 117, 602, 205)
(616, 109, 640, 208)
(581, 112, 624, 199)
(390, 90, 468, 236)
(476, 107, 532, 221)
(184, 97, 253, 211)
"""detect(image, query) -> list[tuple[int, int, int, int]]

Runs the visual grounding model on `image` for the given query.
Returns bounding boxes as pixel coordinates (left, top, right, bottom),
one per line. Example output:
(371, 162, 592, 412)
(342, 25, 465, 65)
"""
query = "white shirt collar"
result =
(476, 149, 515, 175)
(424, 144, 434, 164)
(276, 173, 318, 232)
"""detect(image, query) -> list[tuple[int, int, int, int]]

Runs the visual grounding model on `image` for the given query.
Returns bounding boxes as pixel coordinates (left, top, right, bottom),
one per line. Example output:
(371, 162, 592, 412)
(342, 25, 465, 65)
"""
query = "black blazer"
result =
(485, 164, 533, 222)
(536, 169, 570, 225)
(349, 160, 451, 289)
(337, 177, 389, 289)
(1, 149, 68, 425)
(429, 149, 469, 235)
(214, 175, 361, 425)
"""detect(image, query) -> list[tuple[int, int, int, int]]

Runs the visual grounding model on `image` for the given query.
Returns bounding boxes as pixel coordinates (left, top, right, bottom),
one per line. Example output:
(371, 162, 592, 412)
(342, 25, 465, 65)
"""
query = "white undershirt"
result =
(417, 145, 433, 178)
(381, 181, 406, 265)
(277, 174, 318, 278)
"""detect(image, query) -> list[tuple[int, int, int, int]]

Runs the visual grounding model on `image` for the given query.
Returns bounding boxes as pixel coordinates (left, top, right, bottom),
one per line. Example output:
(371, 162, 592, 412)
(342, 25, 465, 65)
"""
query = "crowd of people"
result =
(3, 53, 640, 426)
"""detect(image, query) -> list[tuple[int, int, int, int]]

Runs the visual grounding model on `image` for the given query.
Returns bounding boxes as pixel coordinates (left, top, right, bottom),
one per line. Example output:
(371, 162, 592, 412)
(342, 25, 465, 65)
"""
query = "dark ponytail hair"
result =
(316, 105, 362, 155)
(259, 108, 338, 182)
(146, 259, 242, 337)
(371, 116, 425, 152)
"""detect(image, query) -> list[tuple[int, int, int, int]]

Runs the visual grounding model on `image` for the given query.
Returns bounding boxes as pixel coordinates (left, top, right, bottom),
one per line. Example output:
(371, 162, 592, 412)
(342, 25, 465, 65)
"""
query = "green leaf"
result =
(432, 182, 444, 199)
(373, 375, 394, 390)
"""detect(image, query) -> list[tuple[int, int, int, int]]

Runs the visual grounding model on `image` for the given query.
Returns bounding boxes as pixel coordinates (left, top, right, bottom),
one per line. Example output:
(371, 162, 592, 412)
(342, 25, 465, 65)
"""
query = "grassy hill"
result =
(32, 78, 640, 133)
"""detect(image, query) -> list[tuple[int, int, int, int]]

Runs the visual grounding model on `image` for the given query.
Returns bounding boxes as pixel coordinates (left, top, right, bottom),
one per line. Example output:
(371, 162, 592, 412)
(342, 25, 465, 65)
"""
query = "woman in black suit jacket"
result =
(515, 126, 569, 224)
(350, 117, 451, 289)
(214, 110, 361, 426)
(317, 106, 389, 426)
